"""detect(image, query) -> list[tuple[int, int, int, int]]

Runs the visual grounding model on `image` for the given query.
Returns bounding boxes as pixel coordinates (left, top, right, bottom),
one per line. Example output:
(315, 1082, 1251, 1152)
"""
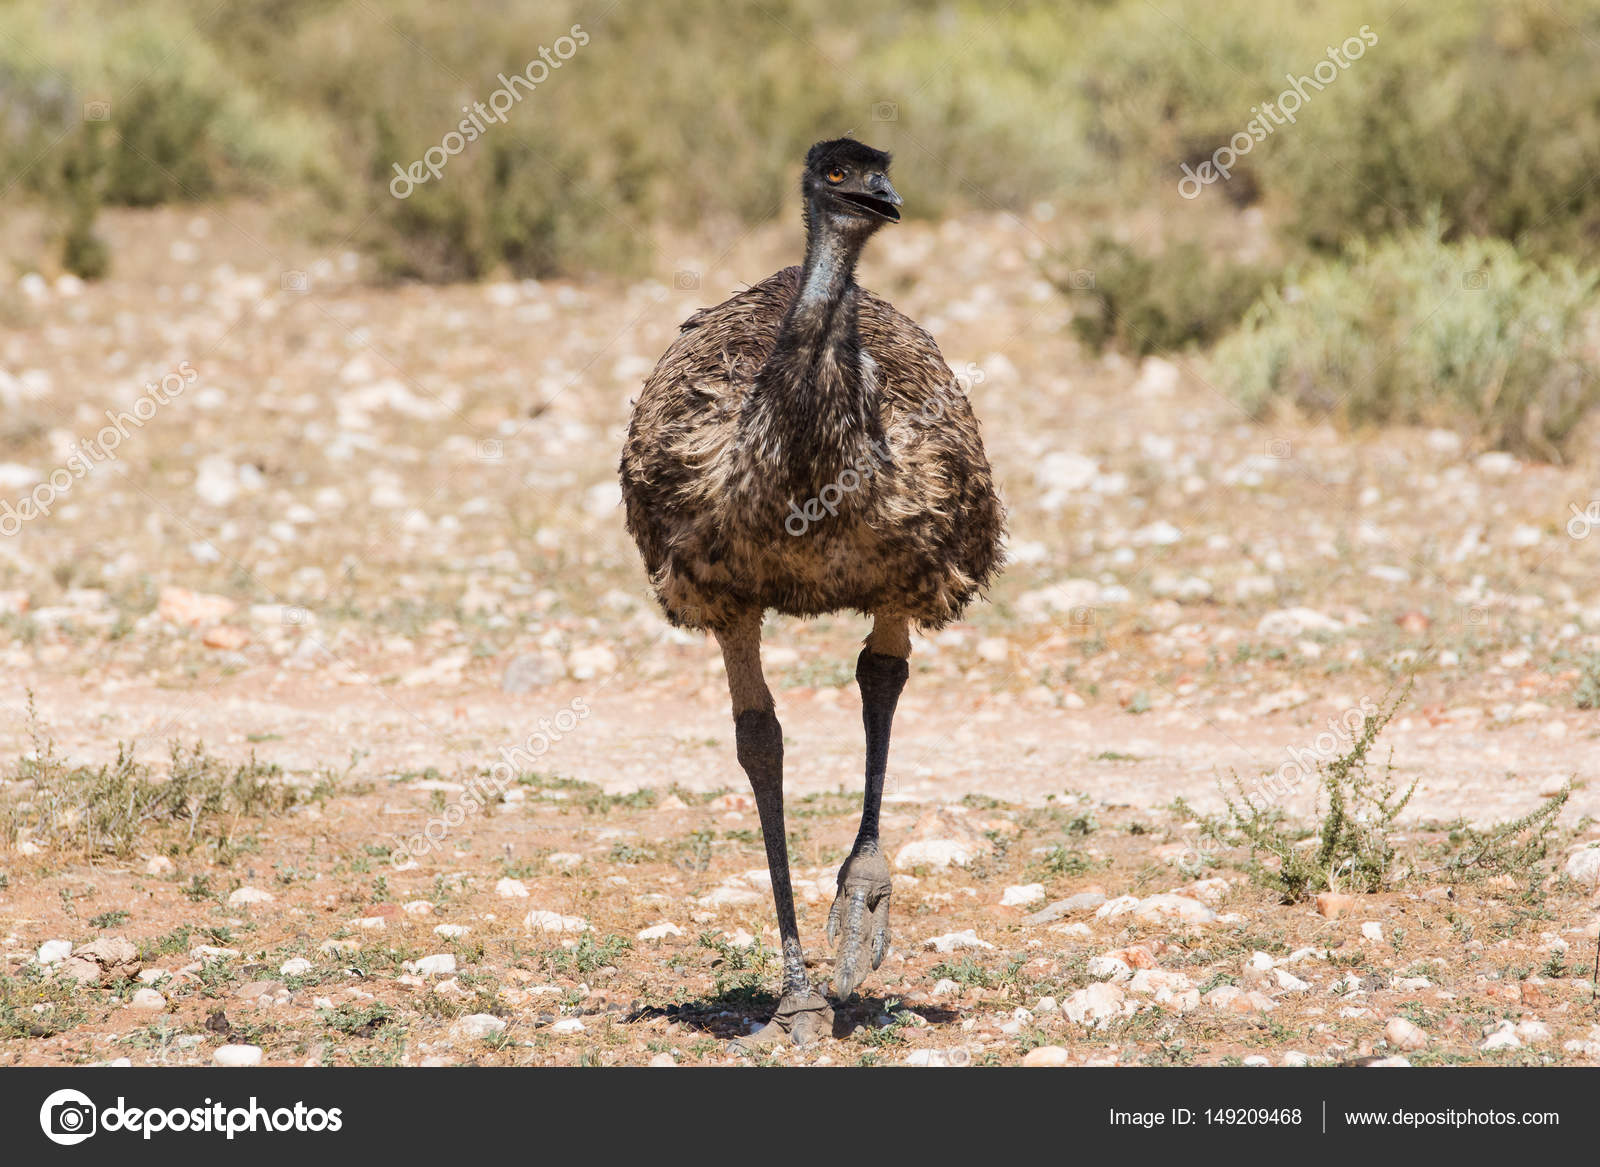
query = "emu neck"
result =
(745, 215, 878, 491)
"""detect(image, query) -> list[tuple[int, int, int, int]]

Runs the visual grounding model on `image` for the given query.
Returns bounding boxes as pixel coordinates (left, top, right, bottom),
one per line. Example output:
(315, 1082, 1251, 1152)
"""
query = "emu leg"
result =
(716, 618, 832, 1047)
(828, 617, 909, 1000)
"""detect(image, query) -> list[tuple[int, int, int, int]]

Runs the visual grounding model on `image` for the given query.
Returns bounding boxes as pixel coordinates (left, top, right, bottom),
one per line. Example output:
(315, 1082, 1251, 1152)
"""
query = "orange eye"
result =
(826, 168, 846, 183)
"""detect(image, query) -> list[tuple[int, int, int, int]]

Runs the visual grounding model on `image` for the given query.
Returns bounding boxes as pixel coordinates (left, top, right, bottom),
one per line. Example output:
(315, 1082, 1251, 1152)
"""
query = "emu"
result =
(619, 138, 1005, 1046)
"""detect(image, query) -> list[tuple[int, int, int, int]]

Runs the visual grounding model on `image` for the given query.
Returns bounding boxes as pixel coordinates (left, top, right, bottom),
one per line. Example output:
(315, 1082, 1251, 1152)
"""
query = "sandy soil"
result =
(1, 201, 1598, 1066)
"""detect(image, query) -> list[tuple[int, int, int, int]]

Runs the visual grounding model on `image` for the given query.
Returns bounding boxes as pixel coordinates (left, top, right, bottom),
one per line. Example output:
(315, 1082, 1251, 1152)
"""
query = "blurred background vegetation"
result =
(1, 0, 1597, 455)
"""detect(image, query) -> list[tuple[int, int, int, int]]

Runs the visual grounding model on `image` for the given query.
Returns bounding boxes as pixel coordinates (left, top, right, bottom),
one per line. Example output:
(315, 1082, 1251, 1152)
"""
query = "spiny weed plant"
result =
(1197, 686, 1417, 902)
(2, 696, 315, 859)
(1192, 685, 1573, 904)
(1420, 785, 1571, 892)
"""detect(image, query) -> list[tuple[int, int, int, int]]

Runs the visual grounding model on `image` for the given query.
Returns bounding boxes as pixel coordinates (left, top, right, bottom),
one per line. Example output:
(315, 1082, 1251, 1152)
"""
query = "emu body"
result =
(619, 138, 1004, 1045)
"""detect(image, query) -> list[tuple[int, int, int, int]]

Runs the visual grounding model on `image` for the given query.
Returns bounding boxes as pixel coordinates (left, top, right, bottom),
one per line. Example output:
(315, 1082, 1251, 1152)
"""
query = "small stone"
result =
(279, 957, 313, 977)
(931, 979, 962, 997)
(550, 1018, 586, 1035)
(1062, 983, 1128, 1028)
(1023, 892, 1106, 925)
(1204, 986, 1276, 1014)
(1480, 1022, 1520, 1051)
(158, 586, 236, 628)
(523, 909, 589, 934)
(894, 839, 975, 870)
(202, 625, 250, 651)
(144, 856, 176, 876)
(648, 1052, 676, 1067)
(1130, 894, 1215, 925)
(191, 945, 240, 961)
(1366, 1056, 1411, 1067)
(129, 988, 167, 1011)
(500, 651, 564, 693)
(414, 954, 457, 976)
(1001, 883, 1046, 907)
(566, 645, 618, 680)
(1361, 921, 1384, 942)
(637, 922, 683, 941)
(1273, 968, 1311, 993)
(1564, 847, 1600, 887)
(433, 924, 471, 939)
(451, 1013, 507, 1041)
(923, 930, 995, 954)
(70, 937, 140, 983)
(1022, 1045, 1071, 1067)
(1087, 955, 1133, 981)
(1384, 1017, 1427, 1051)
(1316, 892, 1354, 919)
(495, 878, 530, 898)
(228, 886, 274, 906)
(213, 1044, 264, 1067)
(1514, 1020, 1552, 1045)
(38, 939, 73, 964)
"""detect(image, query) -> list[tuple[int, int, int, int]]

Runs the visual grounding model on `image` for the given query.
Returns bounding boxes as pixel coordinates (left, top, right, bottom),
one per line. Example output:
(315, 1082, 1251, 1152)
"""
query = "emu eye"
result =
(826, 168, 846, 184)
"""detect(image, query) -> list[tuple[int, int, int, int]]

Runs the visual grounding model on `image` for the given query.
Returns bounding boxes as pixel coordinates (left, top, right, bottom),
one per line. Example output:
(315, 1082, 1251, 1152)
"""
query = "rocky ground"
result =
(1, 201, 1599, 1066)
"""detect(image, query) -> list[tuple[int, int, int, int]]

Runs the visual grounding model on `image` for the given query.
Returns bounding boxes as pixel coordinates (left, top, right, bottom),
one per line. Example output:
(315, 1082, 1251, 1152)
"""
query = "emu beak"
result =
(838, 174, 903, 223)
(869, 174, 903, 208)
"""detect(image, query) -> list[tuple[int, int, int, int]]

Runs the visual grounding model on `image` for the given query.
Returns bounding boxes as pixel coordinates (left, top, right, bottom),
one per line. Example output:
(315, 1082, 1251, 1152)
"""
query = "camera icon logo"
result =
(83, 101, 111, 122)
(871, 101, 899, 122)
(1065, 268, 1096, 291)
(673, 270, 701, 291)
(475, 438, 504, 463)
(40, 1088, 97, 1145)
(281, 270, 310, 294)
(1462, 270, 1488, 290)
(282, 605, 308, 627)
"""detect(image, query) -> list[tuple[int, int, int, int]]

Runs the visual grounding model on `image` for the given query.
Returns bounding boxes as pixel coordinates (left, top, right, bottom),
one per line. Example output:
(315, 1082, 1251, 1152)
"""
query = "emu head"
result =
(801, 138, 902, 241)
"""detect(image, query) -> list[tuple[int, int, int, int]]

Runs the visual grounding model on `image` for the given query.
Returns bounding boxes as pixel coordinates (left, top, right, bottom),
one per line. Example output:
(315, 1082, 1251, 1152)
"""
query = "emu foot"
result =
(826, 849, 892, 1000)
(736, 988, 834, 1050)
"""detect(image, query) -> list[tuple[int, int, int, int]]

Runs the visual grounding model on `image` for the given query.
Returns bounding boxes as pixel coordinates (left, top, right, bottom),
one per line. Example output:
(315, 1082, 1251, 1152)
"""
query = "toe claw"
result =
(736, 989, 834, 1051)
(828, 851, 894, 1001)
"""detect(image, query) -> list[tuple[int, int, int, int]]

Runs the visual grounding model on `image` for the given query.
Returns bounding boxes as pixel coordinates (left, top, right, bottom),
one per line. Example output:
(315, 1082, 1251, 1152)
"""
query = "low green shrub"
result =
(1211, 220, 1599, 458)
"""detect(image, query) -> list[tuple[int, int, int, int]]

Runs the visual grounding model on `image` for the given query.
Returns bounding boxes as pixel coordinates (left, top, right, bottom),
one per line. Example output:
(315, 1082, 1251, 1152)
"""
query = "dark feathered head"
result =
(801, 138, 902, 229)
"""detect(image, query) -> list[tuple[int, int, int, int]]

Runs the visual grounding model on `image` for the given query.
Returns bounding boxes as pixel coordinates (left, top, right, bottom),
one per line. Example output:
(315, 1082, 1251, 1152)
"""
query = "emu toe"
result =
(737, 988, 835, 1050)
(827, 850, 893, 1000)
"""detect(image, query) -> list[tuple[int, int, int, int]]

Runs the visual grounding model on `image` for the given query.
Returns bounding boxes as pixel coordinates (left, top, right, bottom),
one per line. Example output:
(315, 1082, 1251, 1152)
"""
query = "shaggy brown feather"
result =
(619, 264, 1005, 630)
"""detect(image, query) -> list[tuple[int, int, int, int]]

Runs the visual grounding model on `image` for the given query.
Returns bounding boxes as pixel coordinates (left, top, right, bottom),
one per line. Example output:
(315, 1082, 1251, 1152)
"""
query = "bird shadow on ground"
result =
(625, 992, 960, 1042)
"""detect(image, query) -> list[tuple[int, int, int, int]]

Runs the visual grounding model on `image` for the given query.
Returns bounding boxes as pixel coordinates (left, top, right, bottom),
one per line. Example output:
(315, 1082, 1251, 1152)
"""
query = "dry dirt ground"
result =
(1, 202, 1599, 1066)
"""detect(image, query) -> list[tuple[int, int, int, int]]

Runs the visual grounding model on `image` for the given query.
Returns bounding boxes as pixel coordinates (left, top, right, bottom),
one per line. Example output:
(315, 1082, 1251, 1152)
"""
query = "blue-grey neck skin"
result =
(794, 209, 863, 309)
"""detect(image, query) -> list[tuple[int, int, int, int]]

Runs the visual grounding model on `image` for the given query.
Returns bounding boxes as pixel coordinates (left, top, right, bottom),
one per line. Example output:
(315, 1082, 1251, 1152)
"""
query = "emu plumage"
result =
(619, 138, 1005, 1046)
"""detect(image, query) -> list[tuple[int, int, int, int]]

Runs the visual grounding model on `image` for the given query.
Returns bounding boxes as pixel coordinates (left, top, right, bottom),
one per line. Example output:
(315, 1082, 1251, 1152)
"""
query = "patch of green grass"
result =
(696, 932, 775, 1002)
(319, 1002, 400, 1038)
(1, 699, 306, 859)
(549, 932, 630, 976)
(0, 967, 88, 1040)
(1574, 656, 1600, 710)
